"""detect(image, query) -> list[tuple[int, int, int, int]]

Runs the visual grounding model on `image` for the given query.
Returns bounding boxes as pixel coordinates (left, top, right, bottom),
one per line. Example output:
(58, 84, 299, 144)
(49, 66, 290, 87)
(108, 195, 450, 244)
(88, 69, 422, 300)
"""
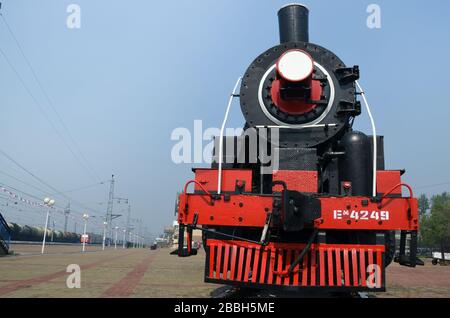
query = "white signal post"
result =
(41, 197, 55, 254)
(114, 226, 119, 249)
(102, 221, 107, 250)
(82, 213, 89, 252)
(122, 229, 126, 249)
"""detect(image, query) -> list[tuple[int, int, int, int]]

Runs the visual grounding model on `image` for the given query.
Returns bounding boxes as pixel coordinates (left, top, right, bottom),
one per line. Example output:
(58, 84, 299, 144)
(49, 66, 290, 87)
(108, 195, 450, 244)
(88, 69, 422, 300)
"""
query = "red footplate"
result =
(206, 240, 385, 290)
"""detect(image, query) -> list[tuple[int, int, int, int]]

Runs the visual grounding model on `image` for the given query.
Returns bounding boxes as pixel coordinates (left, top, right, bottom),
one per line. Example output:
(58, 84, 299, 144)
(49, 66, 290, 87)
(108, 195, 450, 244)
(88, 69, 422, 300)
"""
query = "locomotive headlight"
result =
(276, 49, 314, 82)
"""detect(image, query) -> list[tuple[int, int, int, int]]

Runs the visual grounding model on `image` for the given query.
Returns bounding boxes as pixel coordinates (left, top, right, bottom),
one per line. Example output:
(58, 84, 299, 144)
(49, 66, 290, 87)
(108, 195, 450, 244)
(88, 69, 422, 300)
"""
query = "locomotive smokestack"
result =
(278, 4, 309, 43)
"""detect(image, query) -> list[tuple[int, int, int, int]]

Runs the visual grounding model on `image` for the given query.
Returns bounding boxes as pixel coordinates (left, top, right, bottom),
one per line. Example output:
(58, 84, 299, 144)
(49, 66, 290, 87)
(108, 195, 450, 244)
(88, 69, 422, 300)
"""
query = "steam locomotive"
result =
(177, 4, 420, 293)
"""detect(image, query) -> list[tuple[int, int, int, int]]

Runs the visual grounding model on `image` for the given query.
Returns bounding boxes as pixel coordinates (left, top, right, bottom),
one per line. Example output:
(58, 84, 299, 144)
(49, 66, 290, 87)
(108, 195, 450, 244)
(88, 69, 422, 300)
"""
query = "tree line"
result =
(418, 192, 450, 262)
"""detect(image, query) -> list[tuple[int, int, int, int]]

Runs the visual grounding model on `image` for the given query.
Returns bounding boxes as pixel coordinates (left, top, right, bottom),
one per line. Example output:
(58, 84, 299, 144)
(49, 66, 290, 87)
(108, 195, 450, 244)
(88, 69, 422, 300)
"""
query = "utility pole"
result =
(105, 175, 115, 245)
(47, 212, 52, 242)
(104, 176, 127, 246)
(42, 209, 50, 254)
(114, 226, 119, 249)
(51, 219, 55, 242)
(126, 204, 131, 247)
(128, 230, 133, 248)
(41, 198, 55, 254)
(82, 213, 89, 252)
(64, 202, 70, 232)
(102, 221, 107, 250)
(137, 218, 142, 248)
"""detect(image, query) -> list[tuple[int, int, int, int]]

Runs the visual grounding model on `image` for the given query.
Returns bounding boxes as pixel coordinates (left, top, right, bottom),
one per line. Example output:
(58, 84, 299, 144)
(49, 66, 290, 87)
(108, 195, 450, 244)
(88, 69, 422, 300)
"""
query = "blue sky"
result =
(0, 0, 449, 235)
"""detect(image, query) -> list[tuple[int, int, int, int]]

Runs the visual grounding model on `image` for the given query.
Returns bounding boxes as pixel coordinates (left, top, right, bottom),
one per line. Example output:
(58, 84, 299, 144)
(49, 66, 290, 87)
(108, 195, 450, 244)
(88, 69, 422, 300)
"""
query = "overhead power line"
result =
(0, 13, 101, 183)
(0, 183, 43, 203)
(0, 148, 63, 197)
(0, 13, 100, 183)
(0, 183, 105, 228)
(0, 168, 53, 197)
(0, 148, 104, 216)
(50, 181, 107, 195)
(0, 169, 106, 197)
(416, 181, 450, 190)
(0, 46, 98, 183)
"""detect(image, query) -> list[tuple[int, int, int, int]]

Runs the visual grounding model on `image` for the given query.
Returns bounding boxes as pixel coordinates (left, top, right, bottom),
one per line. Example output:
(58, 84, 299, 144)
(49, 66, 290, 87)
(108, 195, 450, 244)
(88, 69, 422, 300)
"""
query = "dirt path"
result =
(101, 253, 156, 297)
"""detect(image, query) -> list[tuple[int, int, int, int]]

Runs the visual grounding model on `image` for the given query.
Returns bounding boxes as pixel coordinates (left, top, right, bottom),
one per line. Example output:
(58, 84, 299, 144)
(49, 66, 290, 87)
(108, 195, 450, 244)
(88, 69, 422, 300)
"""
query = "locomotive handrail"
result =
(356, 81, 378, 197)
(378, 183, 414, 219)
(217, 77, 242, 195)
(183, 180, 215, 205)
(380, 182, 414, 200)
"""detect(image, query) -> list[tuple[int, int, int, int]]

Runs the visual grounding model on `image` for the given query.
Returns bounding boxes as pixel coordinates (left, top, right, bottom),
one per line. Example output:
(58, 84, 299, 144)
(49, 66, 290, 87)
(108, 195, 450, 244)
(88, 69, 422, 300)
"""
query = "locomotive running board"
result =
(205, 240, 385, 292)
